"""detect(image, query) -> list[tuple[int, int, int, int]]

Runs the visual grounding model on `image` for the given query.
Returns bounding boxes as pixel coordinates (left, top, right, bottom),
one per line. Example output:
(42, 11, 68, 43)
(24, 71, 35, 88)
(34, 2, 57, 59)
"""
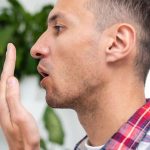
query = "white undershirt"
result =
(85, 139, 104, 150)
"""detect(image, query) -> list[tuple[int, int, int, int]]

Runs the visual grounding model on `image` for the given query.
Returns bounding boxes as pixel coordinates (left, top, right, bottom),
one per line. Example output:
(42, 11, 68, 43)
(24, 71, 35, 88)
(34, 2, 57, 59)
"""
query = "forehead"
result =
(55, 0, 86, 11)
(49, 0, 93, 23)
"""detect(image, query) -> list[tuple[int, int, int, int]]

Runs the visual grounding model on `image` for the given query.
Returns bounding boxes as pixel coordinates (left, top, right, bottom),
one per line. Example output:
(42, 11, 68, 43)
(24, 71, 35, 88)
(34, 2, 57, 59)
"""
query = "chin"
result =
(45, 92, 80, 109)
(45, 93, 68, 109)
(46, 98, 72, 109)
(44, 81, 85, 109)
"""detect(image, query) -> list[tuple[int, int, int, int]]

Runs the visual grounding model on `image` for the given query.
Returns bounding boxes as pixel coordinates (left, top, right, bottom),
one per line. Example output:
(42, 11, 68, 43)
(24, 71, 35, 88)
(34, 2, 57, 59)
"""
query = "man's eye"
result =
(54, 25, 64, 34)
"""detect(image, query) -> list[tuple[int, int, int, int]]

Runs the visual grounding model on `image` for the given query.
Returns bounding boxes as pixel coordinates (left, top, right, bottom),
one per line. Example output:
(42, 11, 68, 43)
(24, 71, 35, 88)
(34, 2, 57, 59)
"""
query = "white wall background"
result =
(0, 0, 150, 149)
(0, 0, 56, 12)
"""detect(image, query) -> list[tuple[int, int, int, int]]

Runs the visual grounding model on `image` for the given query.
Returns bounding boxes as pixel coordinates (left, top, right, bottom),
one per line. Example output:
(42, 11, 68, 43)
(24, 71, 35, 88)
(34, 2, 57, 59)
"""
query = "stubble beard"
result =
(45, 81, 99, 115)
(45, 89, 83, 110)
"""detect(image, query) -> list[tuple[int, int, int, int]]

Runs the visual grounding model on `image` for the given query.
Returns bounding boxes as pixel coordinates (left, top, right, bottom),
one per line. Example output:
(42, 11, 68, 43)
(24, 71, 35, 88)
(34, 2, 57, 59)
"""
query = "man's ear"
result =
(105, 24, 136, 63)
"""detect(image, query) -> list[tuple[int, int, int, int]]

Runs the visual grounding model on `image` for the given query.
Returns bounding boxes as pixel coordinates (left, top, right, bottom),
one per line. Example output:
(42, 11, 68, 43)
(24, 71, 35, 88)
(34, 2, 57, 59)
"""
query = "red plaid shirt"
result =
(75, 99, 150, 150)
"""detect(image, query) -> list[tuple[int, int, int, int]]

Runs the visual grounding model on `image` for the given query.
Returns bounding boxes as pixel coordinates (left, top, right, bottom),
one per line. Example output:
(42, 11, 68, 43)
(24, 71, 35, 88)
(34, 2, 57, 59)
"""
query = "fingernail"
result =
(6, 43, 12, 55)
(7, 43, 12, 50)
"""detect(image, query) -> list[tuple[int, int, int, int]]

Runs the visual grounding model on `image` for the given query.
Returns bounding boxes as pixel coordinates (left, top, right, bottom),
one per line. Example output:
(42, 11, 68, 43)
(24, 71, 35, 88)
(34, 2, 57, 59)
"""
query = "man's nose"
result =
(30, 32, 49, 59)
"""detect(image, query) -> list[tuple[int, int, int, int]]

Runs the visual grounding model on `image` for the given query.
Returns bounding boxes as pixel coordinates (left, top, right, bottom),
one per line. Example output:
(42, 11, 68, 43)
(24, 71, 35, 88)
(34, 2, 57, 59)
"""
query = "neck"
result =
(76, 76, 145, 146)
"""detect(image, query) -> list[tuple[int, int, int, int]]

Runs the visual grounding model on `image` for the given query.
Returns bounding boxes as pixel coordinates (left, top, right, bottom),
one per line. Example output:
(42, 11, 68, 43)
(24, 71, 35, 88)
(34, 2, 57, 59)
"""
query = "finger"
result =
(0, 43, 16, 126)
(1, 43, 16, 81)
(6, 77, 40, 148)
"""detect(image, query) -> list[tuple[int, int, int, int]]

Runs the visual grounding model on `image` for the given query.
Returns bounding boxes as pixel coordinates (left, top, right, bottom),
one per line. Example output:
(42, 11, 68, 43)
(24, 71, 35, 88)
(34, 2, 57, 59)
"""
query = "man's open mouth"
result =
(40, 72, 49, 78)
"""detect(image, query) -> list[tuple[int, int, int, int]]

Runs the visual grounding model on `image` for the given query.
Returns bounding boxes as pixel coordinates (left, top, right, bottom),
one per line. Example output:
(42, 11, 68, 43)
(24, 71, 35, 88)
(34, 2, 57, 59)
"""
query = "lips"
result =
(37, 65, 49, 78)
(37, 65, 49, 88)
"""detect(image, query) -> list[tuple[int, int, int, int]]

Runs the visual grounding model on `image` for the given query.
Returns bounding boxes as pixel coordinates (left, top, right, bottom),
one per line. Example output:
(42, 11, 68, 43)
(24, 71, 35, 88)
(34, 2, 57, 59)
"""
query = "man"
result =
(0, 0, 149, 149)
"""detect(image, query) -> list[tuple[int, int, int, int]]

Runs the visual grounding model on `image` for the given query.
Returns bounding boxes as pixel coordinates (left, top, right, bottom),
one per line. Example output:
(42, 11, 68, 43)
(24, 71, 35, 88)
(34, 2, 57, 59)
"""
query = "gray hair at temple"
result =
(86, 0, 150, 82)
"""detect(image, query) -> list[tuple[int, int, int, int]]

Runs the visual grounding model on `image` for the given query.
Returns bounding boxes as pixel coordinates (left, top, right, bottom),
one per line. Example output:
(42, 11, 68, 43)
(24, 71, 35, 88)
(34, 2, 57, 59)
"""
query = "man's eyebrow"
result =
(47, 12, 67, 25)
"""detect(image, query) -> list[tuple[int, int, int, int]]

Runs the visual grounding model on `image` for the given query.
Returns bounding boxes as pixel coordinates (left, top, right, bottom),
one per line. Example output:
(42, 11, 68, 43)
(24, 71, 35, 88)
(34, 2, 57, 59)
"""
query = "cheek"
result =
(54, 29, 99, 63)
(52, 33, 101, 90)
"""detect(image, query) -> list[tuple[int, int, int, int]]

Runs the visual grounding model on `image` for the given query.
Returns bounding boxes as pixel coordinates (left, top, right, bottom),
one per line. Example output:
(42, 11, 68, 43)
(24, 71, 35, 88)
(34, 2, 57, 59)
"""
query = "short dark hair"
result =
(86, 0, 150, 82)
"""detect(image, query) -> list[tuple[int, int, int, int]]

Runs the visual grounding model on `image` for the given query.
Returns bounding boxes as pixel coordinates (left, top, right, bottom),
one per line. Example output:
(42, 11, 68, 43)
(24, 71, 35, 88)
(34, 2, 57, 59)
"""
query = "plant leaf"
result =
(40, 138, 48, 150)
(43, 107, 65, 145)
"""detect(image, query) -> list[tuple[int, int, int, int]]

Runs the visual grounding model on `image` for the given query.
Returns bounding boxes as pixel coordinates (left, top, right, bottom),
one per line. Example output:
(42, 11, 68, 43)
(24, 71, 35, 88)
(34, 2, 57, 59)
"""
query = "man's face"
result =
(31, 0, 106, 109)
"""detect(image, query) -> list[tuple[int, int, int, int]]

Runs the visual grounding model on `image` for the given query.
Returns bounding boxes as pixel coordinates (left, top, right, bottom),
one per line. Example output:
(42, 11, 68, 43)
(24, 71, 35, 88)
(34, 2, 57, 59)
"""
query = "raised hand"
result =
(0, 43, 40, 150)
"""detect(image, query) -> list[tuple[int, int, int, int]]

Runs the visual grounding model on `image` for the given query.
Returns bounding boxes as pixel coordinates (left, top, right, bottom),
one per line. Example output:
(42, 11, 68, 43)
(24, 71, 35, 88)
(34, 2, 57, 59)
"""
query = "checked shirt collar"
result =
(75, 99, 150, 150)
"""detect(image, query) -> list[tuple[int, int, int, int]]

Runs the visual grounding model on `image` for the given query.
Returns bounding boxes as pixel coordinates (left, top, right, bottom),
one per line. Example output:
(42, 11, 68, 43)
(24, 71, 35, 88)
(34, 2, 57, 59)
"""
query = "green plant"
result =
(0, 0, 65, 149)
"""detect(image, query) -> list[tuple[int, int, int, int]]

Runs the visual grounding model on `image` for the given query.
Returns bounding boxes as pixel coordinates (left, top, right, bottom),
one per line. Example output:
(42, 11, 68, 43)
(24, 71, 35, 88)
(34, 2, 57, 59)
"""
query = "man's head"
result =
(30, 0, 150, 110)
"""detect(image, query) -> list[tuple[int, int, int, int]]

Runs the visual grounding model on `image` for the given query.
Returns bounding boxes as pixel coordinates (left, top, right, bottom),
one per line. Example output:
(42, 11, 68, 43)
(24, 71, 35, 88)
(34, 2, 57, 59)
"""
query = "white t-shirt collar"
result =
(85, 138, 104, 150)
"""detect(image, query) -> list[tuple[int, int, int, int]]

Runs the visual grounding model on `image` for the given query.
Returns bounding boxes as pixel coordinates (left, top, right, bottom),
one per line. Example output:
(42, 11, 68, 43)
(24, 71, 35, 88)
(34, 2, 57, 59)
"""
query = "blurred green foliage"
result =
(43, 107, 65, 145)
(0, 0, 65, 149)
(0, 0, 52, 78)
